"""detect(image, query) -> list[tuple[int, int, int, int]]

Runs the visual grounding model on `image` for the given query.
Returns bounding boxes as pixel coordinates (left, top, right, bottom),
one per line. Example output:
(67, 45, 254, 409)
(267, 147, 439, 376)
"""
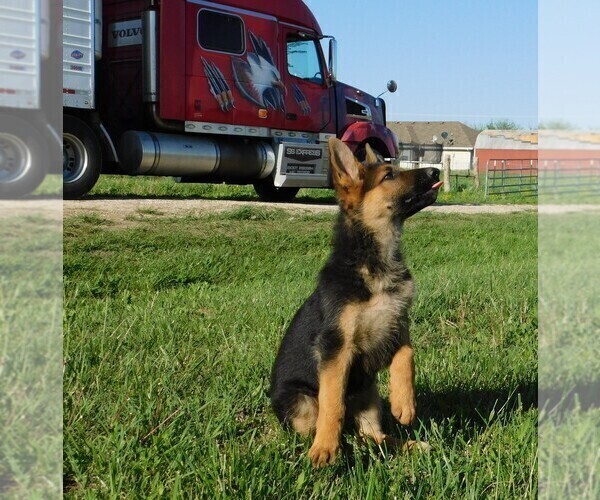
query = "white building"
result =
(387, 121, 479, 171)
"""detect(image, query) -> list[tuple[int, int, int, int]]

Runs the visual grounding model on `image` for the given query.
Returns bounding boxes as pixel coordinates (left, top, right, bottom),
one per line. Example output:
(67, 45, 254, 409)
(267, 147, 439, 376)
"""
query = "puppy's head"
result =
(328, 138, 442, 226)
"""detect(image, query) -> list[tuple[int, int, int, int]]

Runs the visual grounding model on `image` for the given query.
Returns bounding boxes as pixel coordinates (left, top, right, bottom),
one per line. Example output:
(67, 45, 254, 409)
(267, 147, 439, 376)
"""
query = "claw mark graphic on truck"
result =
(292, 84, 311, 115)
(202, 57, 235, 112)
(232, 32, 286, 111)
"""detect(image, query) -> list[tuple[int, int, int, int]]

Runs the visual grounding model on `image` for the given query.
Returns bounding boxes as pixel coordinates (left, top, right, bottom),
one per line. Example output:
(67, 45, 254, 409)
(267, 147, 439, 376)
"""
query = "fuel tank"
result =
(118, 131, 276, 182)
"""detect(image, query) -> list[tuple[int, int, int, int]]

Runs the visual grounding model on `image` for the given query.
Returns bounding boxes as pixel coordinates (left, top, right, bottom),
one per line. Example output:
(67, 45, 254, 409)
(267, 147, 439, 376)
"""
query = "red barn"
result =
(475, 130, 538, 173)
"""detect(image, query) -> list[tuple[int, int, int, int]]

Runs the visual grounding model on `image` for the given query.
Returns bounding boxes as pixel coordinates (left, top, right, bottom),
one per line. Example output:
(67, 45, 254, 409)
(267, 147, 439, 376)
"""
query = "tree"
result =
(483, 119, 520, 130)
(538, 120, 573, 130)
(471, 119, 521, 132)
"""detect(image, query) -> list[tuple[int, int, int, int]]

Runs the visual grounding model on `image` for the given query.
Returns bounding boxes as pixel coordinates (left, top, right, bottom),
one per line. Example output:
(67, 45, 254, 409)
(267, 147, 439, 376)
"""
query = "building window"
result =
(286, 37, 323, 85)
(198, 10, 245, 55)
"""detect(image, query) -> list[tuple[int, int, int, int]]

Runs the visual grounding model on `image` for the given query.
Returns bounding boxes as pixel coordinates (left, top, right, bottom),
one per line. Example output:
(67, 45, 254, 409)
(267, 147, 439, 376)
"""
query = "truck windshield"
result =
(286, 37, 323, 85)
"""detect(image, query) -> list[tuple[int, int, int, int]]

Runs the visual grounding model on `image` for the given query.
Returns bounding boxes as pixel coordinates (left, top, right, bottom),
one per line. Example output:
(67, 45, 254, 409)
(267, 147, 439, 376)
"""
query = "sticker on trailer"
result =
(10, 50, 26, 60)
(107, 20, 143, 48)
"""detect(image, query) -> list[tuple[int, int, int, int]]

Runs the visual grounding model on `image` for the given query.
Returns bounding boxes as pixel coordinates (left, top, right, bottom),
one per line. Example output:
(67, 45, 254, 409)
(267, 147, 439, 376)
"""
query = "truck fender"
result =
(339, 122, 399, 159)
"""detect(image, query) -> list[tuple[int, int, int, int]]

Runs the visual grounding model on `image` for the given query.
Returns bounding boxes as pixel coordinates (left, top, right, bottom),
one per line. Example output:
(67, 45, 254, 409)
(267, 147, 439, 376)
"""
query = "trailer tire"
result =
(0, 115, 47, 198)
(253, 179, 299, 202)
(63, 115, 102, 199)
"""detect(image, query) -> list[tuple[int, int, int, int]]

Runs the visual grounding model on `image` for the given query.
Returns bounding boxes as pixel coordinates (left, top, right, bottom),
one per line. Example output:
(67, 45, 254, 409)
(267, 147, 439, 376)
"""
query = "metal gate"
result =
(538, 158, 600, 199)
(485, 158, 538, 197)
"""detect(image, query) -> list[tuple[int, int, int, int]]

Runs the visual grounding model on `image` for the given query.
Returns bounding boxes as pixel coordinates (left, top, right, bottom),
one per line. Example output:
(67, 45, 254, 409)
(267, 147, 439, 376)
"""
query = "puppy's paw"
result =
(391, 397, 416, 426)
(308, 438, 339, 467)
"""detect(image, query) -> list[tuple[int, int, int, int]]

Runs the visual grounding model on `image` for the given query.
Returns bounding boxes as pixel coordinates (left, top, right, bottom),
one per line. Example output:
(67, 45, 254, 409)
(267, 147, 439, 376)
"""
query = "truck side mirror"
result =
(328, 38, 338, 83)
(387, 80, 397, 93)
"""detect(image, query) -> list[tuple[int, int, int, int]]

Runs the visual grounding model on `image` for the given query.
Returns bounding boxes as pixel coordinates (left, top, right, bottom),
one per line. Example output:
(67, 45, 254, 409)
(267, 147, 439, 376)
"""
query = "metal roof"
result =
(387, 121, 479, 148)
(538, 130, 600, 149)
(475, 130, 538, 150)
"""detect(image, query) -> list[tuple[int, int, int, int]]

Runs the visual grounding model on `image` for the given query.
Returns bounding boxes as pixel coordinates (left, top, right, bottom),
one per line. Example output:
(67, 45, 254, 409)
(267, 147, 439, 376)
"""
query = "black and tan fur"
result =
(270, 138, 441, 467)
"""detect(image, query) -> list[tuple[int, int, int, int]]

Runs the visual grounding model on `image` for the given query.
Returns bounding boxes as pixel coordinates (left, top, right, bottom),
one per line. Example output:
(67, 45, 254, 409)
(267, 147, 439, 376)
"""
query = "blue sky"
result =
(304, 0, 538, 129)
(538, 0, 600, 129)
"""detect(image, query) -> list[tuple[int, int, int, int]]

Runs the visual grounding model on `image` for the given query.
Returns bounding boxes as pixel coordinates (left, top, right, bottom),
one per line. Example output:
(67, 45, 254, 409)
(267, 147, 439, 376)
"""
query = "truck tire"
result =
(63, 115, 102, 199)
(0, 115, 47, 198)
(355, 143, 386, 163)
(253, 178, 299, 202)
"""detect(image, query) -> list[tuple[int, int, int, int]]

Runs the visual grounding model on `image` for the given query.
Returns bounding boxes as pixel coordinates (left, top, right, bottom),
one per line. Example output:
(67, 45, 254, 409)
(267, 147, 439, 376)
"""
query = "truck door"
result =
(280, 28, 335, 135)
(186, 3, 285, 131)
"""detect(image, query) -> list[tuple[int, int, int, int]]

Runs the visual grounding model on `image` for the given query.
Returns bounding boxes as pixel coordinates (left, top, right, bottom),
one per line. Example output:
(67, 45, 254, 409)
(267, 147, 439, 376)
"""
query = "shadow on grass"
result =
(377, 382, 538, 441)
(313, 382, 538, 476)
(539, 381, 600, 417)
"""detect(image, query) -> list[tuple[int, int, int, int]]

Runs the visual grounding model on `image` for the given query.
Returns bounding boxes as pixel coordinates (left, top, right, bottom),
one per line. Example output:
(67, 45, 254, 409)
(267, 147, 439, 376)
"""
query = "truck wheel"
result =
(355, 144, 386, 163)
(0, 115, 46, 198)
(253, 178, 299, 202)
(63, 115, 101, 199)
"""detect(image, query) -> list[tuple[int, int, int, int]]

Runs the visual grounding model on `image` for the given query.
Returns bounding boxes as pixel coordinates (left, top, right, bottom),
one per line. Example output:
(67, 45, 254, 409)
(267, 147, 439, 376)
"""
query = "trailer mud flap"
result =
(274, 143, 330, 188)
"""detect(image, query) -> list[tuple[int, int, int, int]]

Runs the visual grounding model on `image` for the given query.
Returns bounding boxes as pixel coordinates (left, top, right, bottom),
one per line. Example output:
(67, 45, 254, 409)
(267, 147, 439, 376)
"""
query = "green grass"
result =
(64, 208, 538, 498)
(537, 211, 600, 500)
(0, 215, 62, 497)
(84, 174, 537, 205)
(31, 170, 538, 204)
(31, 174, 62, 196)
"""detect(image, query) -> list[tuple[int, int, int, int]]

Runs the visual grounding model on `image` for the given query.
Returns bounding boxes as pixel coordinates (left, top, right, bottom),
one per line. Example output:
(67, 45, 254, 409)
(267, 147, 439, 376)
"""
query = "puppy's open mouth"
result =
(403, 180, 443, 217)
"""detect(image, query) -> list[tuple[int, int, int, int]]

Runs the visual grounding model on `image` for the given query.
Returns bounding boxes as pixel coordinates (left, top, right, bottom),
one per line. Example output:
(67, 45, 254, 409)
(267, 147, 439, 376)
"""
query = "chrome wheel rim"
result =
(0, 133, 32, 183)
(63, 133, 88, 183)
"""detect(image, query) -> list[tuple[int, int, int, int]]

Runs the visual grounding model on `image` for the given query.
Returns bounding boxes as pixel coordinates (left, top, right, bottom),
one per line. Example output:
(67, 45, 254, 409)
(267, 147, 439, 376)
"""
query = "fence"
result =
(484, 159, 538, 197)
(396, 158, 480, 192)
(538, 158, 600, 199)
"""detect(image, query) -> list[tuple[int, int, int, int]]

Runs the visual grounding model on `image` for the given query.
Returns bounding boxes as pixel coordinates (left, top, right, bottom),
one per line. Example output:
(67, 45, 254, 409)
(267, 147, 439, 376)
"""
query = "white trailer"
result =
(0, 0, 55, 196)
(0, 0, 41, 109)
(63, 0, 97, 109)
(62, 0, 105, 199)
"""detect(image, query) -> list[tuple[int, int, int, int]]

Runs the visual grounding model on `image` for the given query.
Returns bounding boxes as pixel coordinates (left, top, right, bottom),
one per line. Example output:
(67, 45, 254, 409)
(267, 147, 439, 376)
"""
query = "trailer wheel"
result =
(0, 115, 46, 198)
(253, 178, 299, 202)
(63, 115, 101, 199)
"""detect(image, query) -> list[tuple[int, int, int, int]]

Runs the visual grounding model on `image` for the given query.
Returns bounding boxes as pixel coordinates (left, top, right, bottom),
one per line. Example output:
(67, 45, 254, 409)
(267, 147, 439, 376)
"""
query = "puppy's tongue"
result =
(432, 181, 444, 190)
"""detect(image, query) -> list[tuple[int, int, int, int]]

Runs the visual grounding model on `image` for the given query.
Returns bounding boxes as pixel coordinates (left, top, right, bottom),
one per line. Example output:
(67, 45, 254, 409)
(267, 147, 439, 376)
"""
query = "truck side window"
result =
(198, 10, 245, 55)
(286, 38, 323, 85)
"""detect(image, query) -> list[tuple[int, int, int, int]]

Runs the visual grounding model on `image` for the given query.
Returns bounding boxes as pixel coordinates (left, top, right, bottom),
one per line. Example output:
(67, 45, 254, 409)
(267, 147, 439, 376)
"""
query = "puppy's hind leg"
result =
(349, 383, 399, 448)
(350, 383, 430, 453)
(290, 394, 318, 437)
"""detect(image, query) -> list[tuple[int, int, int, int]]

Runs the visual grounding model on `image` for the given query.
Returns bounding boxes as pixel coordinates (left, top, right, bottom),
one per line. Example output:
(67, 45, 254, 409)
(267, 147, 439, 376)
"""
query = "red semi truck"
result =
(62, 0, 399, 200)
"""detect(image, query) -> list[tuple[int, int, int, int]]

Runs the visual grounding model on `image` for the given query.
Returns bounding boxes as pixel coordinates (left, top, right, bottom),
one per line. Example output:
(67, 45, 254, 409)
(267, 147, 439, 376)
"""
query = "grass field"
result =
(35, 173, 537, 205)
(538, 212, 600, 499)
(63, 207, 537, 498)
(0, 215, 62, 497)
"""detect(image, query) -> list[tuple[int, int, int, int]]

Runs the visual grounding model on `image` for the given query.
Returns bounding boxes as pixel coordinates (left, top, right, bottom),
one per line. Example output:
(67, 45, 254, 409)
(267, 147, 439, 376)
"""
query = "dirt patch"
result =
(62, 198, 537, 223)
(0, 199, 62, 221)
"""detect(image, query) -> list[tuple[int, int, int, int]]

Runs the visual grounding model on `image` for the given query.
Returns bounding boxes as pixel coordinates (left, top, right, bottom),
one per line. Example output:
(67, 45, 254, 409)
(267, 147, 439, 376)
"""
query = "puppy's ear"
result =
(364, 143, 380, 164)
(328, 138, 365, 211)
(328, 138, 364, 187)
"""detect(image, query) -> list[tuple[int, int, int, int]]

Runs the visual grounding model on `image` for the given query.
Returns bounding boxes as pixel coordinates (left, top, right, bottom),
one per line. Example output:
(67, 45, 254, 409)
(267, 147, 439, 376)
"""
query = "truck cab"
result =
(62, 0, 398, 200)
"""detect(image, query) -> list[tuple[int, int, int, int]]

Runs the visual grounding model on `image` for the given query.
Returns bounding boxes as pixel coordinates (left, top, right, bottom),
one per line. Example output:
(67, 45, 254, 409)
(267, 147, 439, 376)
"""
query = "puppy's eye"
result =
(383, 171, 394, 181)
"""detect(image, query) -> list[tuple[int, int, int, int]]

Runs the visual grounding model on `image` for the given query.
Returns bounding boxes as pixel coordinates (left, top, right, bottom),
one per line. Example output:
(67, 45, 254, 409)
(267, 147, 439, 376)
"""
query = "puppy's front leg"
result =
(308, 345, 353, 467)
(389, 343, 417, 426)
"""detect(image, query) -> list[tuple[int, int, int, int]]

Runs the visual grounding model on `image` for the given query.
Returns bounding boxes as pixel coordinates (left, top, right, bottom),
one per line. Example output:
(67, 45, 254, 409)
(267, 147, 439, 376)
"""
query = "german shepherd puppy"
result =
(270, 138, 442, 467)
